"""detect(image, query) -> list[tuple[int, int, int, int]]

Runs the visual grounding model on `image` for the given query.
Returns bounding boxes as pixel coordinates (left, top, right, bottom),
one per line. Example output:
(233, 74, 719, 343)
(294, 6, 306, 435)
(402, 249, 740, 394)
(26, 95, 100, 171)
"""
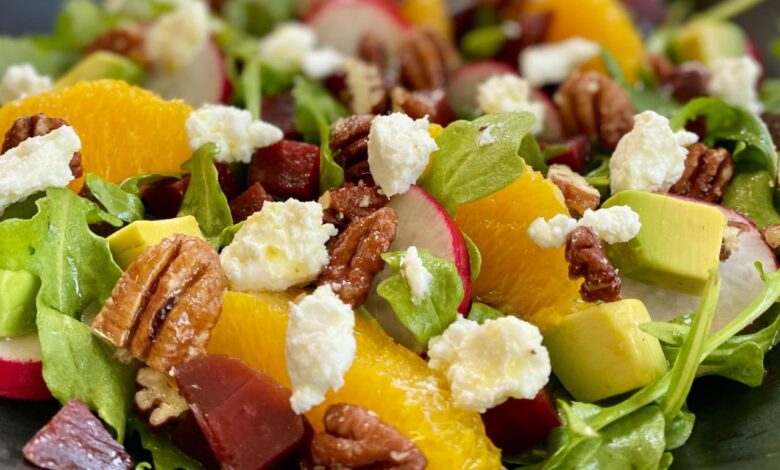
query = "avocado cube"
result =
(603, 191, 725, 296)
(108, 216, 204, 269)
(673, 19, 746, 66)
(55, 51, 145, 89)
(0, 269, 40, 337)
(544, 299, 667, 403)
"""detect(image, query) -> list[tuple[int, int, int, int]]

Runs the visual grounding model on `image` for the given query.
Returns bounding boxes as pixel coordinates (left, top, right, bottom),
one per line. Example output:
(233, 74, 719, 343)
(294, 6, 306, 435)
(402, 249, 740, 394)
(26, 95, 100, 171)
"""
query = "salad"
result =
(1, 0, 779, 468)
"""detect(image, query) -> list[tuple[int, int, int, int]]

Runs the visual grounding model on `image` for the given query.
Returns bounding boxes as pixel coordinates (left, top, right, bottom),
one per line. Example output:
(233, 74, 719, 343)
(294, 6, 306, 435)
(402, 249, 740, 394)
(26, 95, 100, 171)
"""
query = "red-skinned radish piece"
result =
(306, 0, 411, 57)
(0, 333, 52, 401)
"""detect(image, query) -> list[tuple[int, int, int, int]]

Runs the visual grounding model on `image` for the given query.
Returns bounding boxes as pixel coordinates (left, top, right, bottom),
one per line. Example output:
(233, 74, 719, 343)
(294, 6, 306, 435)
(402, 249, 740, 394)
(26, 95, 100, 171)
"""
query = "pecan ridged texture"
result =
(668, 143, 733, 203)
(92, 234, 226, 374)
(322, 183, 390, 229)
(85, 24, 150, 68)
(319, 207, 397, 308)
(310, 403, 427, 470)
(2, 113, 83, 178)
(565, 226, 621, 303)
(331, 113, 375, 183)
(399, 27, 459, 91)
(547, 164, 601, 217)
(556, 71, 634, 150)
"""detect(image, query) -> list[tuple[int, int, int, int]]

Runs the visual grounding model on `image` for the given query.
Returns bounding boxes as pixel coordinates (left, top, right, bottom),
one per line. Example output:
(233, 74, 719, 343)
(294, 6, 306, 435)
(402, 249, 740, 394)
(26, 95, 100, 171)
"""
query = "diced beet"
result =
(543, 135, 591, 174)
(262, 93, 301, 140)
(248, 140, 320, 201)
(22, 400, 133, 470)
(481, 388, 560, 454)
(215, 162, 241, 201)
(229, 182, 274, 223)
(174, 355, 306, 470)
(172, 411, 221, 470)
(142, 177, 190, 219)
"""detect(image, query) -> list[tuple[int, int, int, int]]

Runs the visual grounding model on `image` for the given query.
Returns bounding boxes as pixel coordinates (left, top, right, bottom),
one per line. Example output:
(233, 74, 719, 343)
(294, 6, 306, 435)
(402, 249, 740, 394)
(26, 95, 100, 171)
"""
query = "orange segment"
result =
(208, 291, 501, 470)
(456, 171, 587, 333)
(522, 0, 646, 82)
(0, 80, 192, 187)
(400, 0, 453, 40)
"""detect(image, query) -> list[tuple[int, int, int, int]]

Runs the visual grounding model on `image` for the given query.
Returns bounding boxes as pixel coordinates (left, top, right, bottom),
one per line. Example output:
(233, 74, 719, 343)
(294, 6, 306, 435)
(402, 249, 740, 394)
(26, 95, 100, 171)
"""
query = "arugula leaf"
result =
(215, 221, 245, 249)
(460, 25, 506, 60)
(587, 405, 668, 469)
(260, 61, 297, 96)
(376, 249, 464, 349)
(722, 171, 780, 229)
(129, 416, 204, 470)
(670, 98, 778, 175)
(120, 172, 181, 196)
(468, 302, 504, 324)
(53, 0, 113, 50)
(0, 37, 76, 77)
(519, 134, 547, 173)
(241, 58, 261, 120)
(37, 305, 136, 441)
(419, 113, 531, 215)
(665, 408, 695, 451)
(463, 232, 482, 282)
(600, 48, 680, 116)
(0, 192, 45, 221)
(178, 144, 233, 241)
(85, 174, 144, 224)
(760, 79, 780, 114)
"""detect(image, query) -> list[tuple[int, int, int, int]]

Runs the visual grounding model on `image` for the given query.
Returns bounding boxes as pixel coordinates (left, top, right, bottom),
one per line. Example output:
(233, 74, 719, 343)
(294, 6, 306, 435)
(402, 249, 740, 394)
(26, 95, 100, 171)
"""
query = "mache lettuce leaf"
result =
(178, 143, 233, 242)
(84, 173, 144, 224)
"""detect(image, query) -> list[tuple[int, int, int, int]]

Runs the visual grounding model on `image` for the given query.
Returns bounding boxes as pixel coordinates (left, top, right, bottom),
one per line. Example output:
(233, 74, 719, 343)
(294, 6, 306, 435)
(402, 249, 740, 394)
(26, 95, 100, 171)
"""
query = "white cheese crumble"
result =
(303, 47, 345, 80)
(367, 113, 438, 196)
(527, 214, 578, 249)
(186, 104, 283, 164)
(707, 56, 763, 115)
(0, 126, 80, 211)
(0, 64, 52, 105)
(578, 206, 642, 244)
(286, 284, 356, 414)
(609, 111, 699, 194)
(477, 74, 546, 135)
(258, 22, 316, 71)
(146, 0, 209, 72)
(520, 37, 601, 86)
(428, 316, 551, 412)
(401, 246, 433, 304)
(478, 124, 497, 147)
(220, 200, 337, 292)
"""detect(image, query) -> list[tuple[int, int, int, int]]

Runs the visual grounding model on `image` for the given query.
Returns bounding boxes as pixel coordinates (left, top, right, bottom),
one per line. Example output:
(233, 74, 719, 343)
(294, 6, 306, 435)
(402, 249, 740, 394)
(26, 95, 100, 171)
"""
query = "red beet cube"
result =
(142, 163, 240, 219)
(481, 388, 560, 454)
(248, 140, 320, 201)
(23, 400, 133, 470)
(261, 93, 300, 140)
(544, 136, 591, 174)
(229, 182, 274, 223)
(175, 355, 306, 470)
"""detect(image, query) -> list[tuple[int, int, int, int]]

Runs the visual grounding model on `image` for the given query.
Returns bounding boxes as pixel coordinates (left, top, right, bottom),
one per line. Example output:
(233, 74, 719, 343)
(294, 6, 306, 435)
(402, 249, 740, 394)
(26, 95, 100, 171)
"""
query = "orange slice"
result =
(208, 291, 501, 470)
(400, 0, 453, 40)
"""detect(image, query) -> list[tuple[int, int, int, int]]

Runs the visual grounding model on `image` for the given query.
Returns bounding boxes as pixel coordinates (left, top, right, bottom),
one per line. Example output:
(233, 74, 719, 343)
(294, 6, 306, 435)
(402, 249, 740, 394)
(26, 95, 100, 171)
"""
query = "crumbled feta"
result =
(402, 246, 433, 304)
(186, 104, 283, 163)
(220, 200, 337, 292)
(578, 206, 642, 244)
(477, 74, 546, 135)
(707, 56, 763, 115)
(520, 37, 601, 86)
(303, 47, 345, 80)
(428, 316, 551, 412)
(367, 113, 438, 196)
(0, 126, 80, 211)
(0, 64, 52, 105)
(527, 214, 578, 248)
(146, 0, 209, 72)
(286, 284, 356, 414)
(478, 124, 497, 147)
(609, 111, 699, 194)
(258, 22, 316, 71)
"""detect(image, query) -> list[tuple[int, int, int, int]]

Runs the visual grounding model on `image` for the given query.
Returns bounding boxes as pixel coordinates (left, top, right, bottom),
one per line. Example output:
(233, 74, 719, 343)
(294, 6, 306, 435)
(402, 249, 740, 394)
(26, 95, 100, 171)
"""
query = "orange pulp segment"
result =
(400, 0, 453, 40)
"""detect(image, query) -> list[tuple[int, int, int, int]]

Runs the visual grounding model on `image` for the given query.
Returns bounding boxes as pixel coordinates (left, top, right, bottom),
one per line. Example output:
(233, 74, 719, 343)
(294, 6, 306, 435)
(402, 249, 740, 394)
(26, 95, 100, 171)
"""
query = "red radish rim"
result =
(305, 0, 412, 28)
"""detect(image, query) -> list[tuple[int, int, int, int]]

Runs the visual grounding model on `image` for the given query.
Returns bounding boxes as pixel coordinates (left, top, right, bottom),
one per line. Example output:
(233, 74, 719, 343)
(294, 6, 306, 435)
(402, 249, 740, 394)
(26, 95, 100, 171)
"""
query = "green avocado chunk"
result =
(673, 19, 746, 66)
(0, 269, 40, 337)
(55, 51, 145, 88)
(603, 191, 726, 296)
(544, 299, 668, 403)
(107, 216, 204, 269)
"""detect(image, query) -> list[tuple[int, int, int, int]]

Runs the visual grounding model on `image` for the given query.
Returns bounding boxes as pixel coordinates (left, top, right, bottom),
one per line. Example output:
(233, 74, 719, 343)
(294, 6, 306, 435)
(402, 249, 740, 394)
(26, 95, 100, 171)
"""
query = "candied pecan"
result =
(565, 226, 621, 303)
(2, 113, 83, 178)
(359, 32, 389, 70)
(310, 403, 426, 470)
(342, 58, 387, 114)
(319, 207, 397, 307)
(92, 234, 226, 374)
(345, 160, 374, 186)
(331, 113, 374, 167)
(761, 224, 780, 251)
(668, 143, 733, 203)
(229, 182, 274, 223)
(135, 367, 189, 429)
(556, 71, 634, 150)
(85, 24, 150, 68)
(399, 27, 459, 91)
(547, 164, 601, 217)
(391, 86, 455, 125)
(321, 183, 390, 229)
(649, 55, 710, 103)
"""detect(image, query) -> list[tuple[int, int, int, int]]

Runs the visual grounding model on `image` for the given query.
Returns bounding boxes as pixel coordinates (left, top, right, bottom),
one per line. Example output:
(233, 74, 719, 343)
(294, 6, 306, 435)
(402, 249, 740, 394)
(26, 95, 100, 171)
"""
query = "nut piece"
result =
(399, 27, 459, 91)
(134, 367, 189, 429)
(342, 58, 387, 114)
(331, 113, 376, 183)
(321, 183, 390, 229)
(649, 54, 710, 103)
(547, 164, 601, 217)
(2, 113, 83, 178)
(310, 403, 426, 470)
(92, 234, 226, 374)
(668, 143, 733, 203)
(761, 224, 780, 251)
(556, 71, 634, 150)
(565, 226, 621, 303)
(319, 207, 398, 308)
(390, 86, 453, 125)
(85, 24, 150, 68)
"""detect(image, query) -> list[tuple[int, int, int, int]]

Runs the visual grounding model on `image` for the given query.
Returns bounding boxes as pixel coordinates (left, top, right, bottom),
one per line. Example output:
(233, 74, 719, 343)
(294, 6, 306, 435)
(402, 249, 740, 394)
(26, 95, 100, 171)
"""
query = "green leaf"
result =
(601, 48, 680, 116)
(119, 172, 181, 197)
(460, 25, 506, 60)
(670, 97, 778, 175)
(463, 231, 482, 282)
(468, 302, 504, 325)
(760, 79, 780, 114)
(260, 61, 296, 96)
(722, 171, 780, 229)
(587, 405, 668, 469)
(376, 249, 464, 349)
(419, 113, 531, 215)
(215, 220, 245, 249)
(53, 0, 113, 50)
(37, 305, 136, 441)
(242, 58, 261, 120)
(665, 408, 695, 450)
(0, 192, 45, 222)
(178, 144, 233, 241)
(319, 130, 344, 193)
(0, 37, 76, 77)
(85, 174, 144, 224)
(129, 416, 204, 470)
(519, 134, 547, 173)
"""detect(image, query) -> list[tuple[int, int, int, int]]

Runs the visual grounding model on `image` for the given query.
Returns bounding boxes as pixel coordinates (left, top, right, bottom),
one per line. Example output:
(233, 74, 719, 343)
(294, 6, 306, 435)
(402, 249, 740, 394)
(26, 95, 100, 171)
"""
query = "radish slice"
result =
(0, 333, 52, 401)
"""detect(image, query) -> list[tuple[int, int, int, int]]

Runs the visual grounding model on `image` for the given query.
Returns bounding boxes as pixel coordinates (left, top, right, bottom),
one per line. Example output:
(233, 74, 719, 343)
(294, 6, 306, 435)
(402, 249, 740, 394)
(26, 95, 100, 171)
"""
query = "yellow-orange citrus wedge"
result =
(400, 0, 453, 40)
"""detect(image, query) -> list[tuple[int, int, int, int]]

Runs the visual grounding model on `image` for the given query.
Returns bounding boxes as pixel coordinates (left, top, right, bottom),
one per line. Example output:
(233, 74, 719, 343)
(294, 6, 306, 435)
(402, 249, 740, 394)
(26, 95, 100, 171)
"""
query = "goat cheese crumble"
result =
(401, 246, 433, 304)
(527, 214, 578, 249)
(520, 37, 601, 86)
(0, 64, 52, 105)
(529, 206, 642, 248)
(258, 22, 316, 71)
(303, 47, 345, 80)
(476, 74, 546, 135)
(146, 0, 209, 72)
(707, 55, 763, 115)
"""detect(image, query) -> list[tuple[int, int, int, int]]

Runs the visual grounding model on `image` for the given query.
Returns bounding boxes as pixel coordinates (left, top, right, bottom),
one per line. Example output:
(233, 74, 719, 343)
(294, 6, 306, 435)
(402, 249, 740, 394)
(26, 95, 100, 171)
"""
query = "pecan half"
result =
(547, 164, 601, 217)
(321, 183, 390, 229)
(565, 226, 621, 303)
(310, 403, 426, 470)
(134, 367, 189, 429)
(319, 207, 397, 307)
(556, 72, 634, 150)
(668, 143, 733, 203)
(331, 113, 375, 183)
(85, 24, 149, 68)
(92, 234, 226, 374)
(2, 113, 83, 178)
(399, 27, 459, 91)
(391, 86, 454, 125)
